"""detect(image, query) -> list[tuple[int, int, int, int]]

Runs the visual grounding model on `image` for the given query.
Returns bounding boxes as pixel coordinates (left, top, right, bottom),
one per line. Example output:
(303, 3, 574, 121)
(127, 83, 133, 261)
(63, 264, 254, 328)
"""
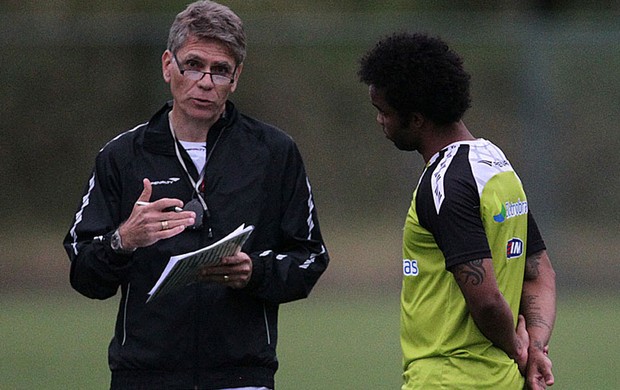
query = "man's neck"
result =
(169, 109, 222, 142)
(420, 120, 475, 162)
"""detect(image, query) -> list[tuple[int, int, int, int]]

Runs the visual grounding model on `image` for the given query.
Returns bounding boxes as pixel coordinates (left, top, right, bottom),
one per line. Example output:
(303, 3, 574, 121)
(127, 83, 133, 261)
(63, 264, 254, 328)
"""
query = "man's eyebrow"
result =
(211, 60, 233, 69)
(181, 55, 232, 69)
(179, 54, 203, 63)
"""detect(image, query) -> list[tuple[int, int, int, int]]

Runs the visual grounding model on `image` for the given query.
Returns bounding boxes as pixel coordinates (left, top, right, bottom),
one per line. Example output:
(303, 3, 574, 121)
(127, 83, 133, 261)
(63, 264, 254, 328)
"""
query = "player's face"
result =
(162, 36, 242, 126)
(369, 85, 420, 151)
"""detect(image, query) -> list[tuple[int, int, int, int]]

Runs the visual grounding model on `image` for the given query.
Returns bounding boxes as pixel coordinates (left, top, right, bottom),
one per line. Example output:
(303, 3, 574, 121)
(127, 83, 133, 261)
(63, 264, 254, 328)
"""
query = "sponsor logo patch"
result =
(506, 238, 524, 259)
(493, 198, 528, 223)
(403, 259, 419, 276)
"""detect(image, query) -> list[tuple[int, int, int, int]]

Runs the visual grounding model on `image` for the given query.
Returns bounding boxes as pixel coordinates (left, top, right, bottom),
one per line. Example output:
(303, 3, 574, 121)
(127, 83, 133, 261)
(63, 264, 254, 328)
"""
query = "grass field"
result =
(2, 288, 619, 389)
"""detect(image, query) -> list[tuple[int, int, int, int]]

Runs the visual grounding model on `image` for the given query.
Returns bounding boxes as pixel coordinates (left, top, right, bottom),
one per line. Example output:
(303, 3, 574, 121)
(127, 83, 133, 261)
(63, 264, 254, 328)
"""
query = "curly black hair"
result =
(358, 32, 471, 126)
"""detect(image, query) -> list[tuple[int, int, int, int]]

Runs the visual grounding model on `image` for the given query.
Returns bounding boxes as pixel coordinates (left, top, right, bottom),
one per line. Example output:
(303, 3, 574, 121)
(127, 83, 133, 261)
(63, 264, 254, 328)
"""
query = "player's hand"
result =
(119, 178, 196, 250)
(197, 251, 253, 289)
(525, 345, 554, 389)
(515, 314, 529, 375)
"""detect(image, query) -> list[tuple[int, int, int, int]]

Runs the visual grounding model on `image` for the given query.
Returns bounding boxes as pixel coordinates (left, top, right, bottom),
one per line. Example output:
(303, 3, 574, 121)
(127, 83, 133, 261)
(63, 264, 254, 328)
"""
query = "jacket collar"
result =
(143, 100, 238, 156)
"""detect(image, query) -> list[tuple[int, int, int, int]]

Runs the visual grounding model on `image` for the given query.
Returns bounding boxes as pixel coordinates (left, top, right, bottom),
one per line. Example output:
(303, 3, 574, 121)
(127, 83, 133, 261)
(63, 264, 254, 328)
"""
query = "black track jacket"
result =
(63, 101, 329, 389)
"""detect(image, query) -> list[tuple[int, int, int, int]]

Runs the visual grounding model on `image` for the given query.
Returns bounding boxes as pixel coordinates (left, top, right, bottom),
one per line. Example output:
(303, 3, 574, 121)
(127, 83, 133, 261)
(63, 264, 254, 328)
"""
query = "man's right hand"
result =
(118, 178, 196, 250)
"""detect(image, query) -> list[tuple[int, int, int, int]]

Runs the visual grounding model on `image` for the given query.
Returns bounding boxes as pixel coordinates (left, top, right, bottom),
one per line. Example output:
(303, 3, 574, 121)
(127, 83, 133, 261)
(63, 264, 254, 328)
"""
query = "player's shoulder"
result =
(415, 142, 484, 215)
(419, 142, 478, 190)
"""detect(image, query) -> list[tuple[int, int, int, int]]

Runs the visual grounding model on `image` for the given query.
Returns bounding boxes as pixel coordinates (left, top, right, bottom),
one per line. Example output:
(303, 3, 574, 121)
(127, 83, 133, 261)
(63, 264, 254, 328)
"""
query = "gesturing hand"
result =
(118, 178, 196, 250)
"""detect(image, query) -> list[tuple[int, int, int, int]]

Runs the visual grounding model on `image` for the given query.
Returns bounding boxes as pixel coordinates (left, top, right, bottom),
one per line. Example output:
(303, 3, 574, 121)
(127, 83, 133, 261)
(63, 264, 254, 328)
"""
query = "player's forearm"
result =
(521, 250, 556, 352)
(451, 259, 527, 363)
(521, 277, 556, 351)
(470, 293, 525, 361)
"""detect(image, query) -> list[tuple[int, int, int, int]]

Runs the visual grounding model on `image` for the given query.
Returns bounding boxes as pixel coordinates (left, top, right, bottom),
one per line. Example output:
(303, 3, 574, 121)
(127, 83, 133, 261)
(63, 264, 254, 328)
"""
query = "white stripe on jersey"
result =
(430, 143, 459, 214)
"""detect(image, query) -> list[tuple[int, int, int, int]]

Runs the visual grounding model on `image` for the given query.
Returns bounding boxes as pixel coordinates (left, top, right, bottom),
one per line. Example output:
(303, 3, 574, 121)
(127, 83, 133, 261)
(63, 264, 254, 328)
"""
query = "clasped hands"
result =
(515, 315, 554, 390)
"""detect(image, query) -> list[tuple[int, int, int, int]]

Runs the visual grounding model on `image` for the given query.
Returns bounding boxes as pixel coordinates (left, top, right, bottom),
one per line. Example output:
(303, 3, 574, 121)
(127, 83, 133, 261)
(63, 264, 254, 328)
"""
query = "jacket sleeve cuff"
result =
(245, 254, 266, 292)
(99, 231, 135, 268)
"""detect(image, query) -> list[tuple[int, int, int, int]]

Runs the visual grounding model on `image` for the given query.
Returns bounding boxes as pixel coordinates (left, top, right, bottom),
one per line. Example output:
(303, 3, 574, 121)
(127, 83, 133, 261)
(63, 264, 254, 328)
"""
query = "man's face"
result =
(162, 36, 242, 125)
(369, 85, 419, 151)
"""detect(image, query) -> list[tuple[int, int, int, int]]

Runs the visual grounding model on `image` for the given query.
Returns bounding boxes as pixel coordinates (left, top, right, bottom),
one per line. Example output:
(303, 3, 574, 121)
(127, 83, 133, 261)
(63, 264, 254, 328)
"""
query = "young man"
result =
(63, 2, 329, 389)
(359, 33, 556, 389)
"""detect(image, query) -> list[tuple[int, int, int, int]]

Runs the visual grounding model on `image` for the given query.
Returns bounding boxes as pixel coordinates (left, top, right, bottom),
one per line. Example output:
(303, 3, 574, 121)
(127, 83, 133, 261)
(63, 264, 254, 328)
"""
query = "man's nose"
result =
(197, 73, 215, 88)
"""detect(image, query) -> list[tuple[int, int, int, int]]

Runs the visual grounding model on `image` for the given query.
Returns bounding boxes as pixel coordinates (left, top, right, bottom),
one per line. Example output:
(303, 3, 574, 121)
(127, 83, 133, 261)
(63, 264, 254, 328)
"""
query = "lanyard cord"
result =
(168, 115, 208, 211)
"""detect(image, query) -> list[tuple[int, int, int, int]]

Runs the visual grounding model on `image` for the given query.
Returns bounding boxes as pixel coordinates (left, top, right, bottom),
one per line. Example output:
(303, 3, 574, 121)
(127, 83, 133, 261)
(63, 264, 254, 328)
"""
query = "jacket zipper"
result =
(192, 122, 229, 388)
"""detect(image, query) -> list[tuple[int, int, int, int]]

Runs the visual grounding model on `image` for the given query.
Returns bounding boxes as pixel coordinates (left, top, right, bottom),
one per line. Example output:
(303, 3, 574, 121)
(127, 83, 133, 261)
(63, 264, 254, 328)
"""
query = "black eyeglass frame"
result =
(173, 53, 238, 85)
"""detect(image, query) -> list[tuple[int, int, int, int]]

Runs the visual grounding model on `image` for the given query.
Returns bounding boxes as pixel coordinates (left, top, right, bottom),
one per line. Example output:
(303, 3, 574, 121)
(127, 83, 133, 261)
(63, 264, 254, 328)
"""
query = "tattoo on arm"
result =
(451, 259, 486, 286)
(531, 339, 545, 352)
(524, 252, 542, 280)
(522, 294, 552, 331)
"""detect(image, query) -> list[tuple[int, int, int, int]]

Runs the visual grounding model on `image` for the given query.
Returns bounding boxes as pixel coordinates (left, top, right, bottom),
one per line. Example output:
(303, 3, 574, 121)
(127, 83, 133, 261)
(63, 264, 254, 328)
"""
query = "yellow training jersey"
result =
(401, 139, 544, 389)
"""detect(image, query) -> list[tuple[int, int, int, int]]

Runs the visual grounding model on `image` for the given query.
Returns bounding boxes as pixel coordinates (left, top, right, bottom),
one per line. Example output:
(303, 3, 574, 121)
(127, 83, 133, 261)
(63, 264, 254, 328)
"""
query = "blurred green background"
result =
(2, 1, 619, 389)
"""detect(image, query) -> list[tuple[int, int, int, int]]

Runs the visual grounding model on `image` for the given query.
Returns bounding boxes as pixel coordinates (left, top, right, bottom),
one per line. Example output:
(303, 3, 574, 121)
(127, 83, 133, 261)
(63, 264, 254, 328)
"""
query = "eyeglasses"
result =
(173, 54, 237, 85)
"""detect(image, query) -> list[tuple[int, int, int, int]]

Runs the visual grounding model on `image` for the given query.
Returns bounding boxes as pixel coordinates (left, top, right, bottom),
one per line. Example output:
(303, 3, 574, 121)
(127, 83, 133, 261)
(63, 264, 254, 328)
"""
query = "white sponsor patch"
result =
(403, 259, 419, 276)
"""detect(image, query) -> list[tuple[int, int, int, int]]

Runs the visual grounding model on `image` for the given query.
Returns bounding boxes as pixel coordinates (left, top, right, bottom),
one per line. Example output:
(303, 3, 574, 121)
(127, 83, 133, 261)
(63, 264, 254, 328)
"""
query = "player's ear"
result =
(410, 112, 425, 129)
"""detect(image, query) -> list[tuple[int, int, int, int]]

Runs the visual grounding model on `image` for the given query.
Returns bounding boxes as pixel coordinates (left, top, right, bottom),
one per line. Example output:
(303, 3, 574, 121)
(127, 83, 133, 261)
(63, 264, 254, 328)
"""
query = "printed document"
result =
(147, 224, 254, 302)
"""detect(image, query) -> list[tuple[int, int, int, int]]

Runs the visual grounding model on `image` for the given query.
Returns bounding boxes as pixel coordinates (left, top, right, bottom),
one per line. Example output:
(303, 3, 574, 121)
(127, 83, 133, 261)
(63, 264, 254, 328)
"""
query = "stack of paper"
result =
(146, 224, 254, 302)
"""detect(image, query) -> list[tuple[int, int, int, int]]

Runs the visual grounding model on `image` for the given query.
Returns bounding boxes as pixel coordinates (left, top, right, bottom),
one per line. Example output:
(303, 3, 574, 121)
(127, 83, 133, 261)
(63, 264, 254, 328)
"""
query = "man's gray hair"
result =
(167, 1, 246, 65)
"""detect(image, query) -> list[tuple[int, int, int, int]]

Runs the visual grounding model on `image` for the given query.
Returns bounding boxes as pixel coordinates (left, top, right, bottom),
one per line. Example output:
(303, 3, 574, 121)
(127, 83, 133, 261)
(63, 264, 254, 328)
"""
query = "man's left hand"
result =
(197, 251, 253, 289)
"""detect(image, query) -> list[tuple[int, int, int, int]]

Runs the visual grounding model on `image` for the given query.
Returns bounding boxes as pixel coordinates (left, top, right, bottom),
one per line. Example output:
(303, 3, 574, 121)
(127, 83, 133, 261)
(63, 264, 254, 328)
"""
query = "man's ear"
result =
(162, 50, 173, 83)
(230, 63, 244, 93)
(410, 112, 425, 129)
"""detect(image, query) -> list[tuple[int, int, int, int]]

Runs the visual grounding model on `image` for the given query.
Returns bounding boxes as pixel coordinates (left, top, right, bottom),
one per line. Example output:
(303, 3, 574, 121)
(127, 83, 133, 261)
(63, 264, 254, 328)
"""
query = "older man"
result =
(64, 2, 329, 389)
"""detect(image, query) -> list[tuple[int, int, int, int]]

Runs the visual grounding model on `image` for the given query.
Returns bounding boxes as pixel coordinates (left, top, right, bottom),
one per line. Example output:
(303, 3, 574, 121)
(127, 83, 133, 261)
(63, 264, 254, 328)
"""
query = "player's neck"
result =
(421, 121, 475, 162)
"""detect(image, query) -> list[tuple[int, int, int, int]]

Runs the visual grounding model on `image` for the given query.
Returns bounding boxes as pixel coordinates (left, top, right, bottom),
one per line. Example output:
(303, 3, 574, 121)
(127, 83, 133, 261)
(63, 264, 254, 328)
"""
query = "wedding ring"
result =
(161, 220, 169, 230)
(223, 275, 229, 282)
